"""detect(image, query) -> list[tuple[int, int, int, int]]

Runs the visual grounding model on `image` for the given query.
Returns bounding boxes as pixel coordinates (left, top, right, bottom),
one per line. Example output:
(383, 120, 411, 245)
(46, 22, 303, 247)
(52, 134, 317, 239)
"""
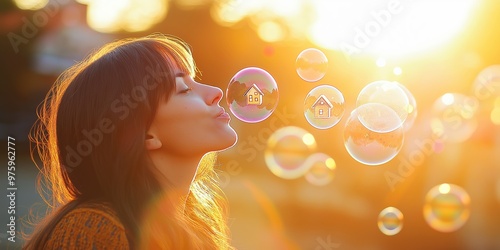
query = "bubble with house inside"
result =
(295, 48, 328, 82)
(343, 103, 404, 166)
(226, 67, 279, 123)
(304, 85, 345, 129)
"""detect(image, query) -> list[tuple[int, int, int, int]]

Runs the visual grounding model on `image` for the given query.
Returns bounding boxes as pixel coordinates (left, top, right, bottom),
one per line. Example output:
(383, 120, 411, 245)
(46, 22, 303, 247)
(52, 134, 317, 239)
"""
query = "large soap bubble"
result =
(226, 67, 279, 123)
(344, 103, 404, 166)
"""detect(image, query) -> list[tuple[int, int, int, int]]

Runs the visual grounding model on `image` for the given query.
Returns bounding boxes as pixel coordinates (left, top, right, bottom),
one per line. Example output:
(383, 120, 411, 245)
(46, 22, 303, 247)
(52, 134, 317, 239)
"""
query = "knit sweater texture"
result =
(45, 203, 130, 249)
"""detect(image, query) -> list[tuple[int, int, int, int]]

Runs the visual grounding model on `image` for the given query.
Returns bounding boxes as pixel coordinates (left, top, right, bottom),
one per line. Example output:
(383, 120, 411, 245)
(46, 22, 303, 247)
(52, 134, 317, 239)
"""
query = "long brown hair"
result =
(24, 34, 233, 249)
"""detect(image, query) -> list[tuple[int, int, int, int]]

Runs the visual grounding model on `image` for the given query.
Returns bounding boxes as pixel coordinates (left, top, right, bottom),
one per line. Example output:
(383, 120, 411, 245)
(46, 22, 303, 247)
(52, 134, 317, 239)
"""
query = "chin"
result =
(219, 127, 238, 151)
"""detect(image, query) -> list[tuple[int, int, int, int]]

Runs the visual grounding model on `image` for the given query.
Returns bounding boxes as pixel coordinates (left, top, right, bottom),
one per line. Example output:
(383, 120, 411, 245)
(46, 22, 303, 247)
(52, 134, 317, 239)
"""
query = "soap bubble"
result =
(378, 207, 404, 236)
(431, 93, 479, 143)
(265, 126, 317, 179)
(303, 153, 336, 186)
(295, 48, 328, 82)
(357, 80, 409, 132)
(423, 183, 471, 233)
(356, 102, 404, 133)
(226, 67, 279, 123)
(344, 103, 404, 166)
(304, 85, 345, 129)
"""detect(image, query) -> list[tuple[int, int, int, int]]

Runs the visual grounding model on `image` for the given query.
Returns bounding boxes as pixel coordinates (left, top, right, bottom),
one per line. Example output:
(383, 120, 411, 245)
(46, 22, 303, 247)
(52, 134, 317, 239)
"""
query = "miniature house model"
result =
(244, 84, 264, 105)
(311, 94, 333, 119)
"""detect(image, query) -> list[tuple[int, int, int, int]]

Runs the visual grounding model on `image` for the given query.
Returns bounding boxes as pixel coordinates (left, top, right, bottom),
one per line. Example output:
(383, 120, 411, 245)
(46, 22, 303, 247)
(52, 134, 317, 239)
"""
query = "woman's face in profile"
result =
(147, 71, 237, 157)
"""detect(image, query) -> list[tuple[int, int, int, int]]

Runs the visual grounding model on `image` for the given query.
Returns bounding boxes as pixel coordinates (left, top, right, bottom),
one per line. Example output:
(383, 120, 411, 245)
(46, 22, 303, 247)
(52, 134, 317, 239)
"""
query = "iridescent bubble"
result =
(303, 153, 336, 186)
(431, 93, 479, 143)
(378, 207, 404, 236)
(295, 48, 328, 82)
(226, 67, 279, 123)
(265, 126, 317, 179)
(344, 103, 404, 166)
(472, 64, 500, 102)
(423, 183, 471, 233)
(396, 82, 418, 132)
(356, 103, 403, 133)
(304, 85, 345, 129)
(357, 80, 409, 132)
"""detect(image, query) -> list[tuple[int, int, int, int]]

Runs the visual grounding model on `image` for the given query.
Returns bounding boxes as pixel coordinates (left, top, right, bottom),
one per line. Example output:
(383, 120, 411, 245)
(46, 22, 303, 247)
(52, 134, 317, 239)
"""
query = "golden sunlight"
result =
(85, 0, 167, 33)
(308, 0, 478, 59)
(13, 0, 48, 10)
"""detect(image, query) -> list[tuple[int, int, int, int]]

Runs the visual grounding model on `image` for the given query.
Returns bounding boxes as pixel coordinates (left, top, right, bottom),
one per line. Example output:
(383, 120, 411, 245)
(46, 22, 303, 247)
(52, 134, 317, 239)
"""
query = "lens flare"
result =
(265, 126, 317, 179)
(303, 153, 336, 186)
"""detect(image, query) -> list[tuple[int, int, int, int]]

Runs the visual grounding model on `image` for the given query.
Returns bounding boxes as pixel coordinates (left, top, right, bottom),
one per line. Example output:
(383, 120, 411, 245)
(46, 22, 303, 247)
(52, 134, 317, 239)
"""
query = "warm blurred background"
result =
(1, 0, 500, 249)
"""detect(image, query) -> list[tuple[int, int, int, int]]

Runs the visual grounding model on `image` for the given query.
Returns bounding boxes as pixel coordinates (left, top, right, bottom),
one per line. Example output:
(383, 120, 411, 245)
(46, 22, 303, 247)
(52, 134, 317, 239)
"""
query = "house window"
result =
(254, 97, 259, 102)
(319, 109, 323, 115)
(254, 92, 258, 96)
(320, 101, 324, 105)
(249, 95, 253, 102)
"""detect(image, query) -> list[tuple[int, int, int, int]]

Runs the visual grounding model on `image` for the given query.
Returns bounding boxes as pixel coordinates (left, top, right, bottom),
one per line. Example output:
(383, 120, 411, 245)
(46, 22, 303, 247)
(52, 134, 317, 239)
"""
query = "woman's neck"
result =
(148, 151, 202, 209)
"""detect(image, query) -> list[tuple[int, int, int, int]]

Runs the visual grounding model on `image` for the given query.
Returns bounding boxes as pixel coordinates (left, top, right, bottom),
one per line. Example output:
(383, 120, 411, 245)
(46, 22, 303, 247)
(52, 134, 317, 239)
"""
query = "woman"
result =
(23, 34, 238, 249)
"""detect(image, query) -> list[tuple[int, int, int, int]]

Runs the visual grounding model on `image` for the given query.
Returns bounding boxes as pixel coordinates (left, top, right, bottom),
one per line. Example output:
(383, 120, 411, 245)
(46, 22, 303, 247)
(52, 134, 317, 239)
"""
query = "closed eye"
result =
(178, 87, 192, 94)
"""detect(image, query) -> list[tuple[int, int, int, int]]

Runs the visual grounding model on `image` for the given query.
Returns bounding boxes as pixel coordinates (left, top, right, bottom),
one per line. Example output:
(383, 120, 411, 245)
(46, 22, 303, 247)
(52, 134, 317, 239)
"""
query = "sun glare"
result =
(308, 0, 478, 59)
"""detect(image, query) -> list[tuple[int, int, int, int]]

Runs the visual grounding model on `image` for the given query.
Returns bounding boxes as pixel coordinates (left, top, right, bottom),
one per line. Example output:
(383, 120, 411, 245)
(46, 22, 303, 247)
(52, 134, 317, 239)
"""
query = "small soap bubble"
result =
(265, 126, 317, 179)
(431, 93, 479, 143)
(344, 103, 404, 166)
(304, 85, 345, 129)
(295, 48, 328, 82)
(378, 207, 404, 236)
(226, 67, 279, 123)
(303, 153, 336, 186)
(423, 183, 471, 233)
(357, 80, 409, 132)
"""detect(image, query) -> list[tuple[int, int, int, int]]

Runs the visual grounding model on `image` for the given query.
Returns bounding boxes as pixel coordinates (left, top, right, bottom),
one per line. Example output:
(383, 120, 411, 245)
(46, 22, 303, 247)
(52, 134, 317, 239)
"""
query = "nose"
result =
(204, 84, 223, 105)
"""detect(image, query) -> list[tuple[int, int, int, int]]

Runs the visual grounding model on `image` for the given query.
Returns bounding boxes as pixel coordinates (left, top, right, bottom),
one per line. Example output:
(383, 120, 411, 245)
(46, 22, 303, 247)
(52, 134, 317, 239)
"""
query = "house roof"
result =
(311, 94, 333, 108)
(243, 83, 264, 96)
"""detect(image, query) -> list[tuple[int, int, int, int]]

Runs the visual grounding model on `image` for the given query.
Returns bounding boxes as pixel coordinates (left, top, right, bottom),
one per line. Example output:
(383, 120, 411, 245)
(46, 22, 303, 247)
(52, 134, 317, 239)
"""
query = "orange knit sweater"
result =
(45, 203, 130, 249)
